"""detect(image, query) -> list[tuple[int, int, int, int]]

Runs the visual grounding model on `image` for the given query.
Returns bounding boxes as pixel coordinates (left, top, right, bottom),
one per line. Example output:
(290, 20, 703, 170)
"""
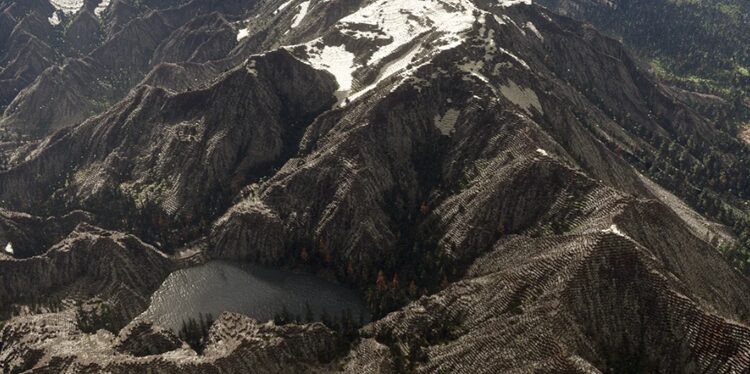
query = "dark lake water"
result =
(137, 261, 370, 332)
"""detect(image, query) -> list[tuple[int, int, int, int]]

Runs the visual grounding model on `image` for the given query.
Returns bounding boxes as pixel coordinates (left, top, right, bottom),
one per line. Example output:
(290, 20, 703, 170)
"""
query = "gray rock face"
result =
(0, 0, 261, 138)
(1, 312, 340, 373)
(0, 223, 172, 319)
(0, 1, 56, 113)
(64, 9, 102, 55)
(0, 0, 748, 372)
(0, 49, 337, 247)
(0, 209, 92, 258)
(115, 321, 183, 357)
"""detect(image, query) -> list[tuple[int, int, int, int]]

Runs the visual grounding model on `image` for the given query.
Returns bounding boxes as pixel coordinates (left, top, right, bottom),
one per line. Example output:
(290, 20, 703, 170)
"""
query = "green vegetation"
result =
(177, 313, 214, 354)
(273, 303, 362, 341)
(537, 0, 750, 275)
(542, 0, 750, 127)
(623, 118, 750, 276)
(76, 303, 123, 334)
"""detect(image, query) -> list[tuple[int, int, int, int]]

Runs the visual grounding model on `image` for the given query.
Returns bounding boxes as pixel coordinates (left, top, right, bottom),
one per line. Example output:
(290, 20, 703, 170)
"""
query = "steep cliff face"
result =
(0, 1, 57, 113)
(0, 49, 337, 248)
(0, 0, 748, 372)
(64, 8, 102, 55)
(0, 0, 261, 138)
(0, 209, 92, 258)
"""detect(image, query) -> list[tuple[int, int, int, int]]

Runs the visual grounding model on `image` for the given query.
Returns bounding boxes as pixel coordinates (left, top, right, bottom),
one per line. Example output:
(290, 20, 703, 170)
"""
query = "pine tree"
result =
(304, 302, 314, 322)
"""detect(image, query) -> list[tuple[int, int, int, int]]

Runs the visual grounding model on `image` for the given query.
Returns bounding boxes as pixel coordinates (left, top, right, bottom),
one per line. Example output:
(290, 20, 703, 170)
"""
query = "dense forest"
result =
(538, 0, 750, 276)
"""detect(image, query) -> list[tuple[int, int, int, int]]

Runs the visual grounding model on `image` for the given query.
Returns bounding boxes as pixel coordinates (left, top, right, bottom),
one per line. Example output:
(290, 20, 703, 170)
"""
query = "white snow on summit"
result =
(339, 0, 478, 65)
(4, 242, 13, 255)
(292, 0, 536, 106)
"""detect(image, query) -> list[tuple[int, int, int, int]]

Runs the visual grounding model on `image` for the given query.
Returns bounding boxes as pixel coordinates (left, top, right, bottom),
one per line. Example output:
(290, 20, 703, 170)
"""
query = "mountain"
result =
(536, 0, 750, 129)
(1, 0, 749, 372)
(537, 0, 750, 288)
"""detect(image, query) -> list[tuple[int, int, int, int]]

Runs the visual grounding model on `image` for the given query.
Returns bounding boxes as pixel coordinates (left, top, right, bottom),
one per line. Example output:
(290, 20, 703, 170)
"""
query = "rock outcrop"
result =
(0, 224, 172, 319)
(115, 321, 183, 357)
(0, 0, 261, 138)
(0, 49, 336, 248)
(1, 312, 340, 373)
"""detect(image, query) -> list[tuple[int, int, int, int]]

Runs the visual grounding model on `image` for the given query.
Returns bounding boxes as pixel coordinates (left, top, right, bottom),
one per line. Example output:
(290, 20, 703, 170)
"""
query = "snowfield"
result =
(285, 0, 536, 105)
(49, 0, 110, 17)
(49, 0, 84, 14)
(339, 0, 478, 65)
(306, 44, 357, 102)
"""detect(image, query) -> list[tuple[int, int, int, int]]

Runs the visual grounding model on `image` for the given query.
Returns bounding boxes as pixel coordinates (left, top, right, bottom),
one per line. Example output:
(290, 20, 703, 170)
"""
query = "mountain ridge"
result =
(0, 0, 749, 372)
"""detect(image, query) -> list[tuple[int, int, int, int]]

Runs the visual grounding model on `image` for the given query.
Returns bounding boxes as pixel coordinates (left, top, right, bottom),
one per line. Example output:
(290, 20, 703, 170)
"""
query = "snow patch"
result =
(499, 80, 542, 115)
(291, 1, 310, 28)
(306, 44, 357, 104)
(246, 59, 258, 77)
(49, 0, 83, 14)
(526, 22, 543, 40)
(339, 0, 478, 65)
(48, 12, 61, 26)
(602, 224, 628, 238)
(4, 242, 13, 255)
(435, 109, 460, 135)
(274, 0, 294, 14)
(350, 42, 423, 101)
(536, 148, 548, 156)
(498, 47, 530, 70)
(50, 0, 109, 17)
(95, 0, 110, 17)
(237, 28, 249, 41)
(498, 0, 532, 7)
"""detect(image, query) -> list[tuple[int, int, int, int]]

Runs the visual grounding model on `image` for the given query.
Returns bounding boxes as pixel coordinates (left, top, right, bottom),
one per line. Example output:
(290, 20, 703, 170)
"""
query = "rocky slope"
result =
(537, 0, 750, 278)
(0, 48, 337, 248)
(0, 0, 260, 139)
(0, 0, 749, 372)
(536, 0, 750, 91)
